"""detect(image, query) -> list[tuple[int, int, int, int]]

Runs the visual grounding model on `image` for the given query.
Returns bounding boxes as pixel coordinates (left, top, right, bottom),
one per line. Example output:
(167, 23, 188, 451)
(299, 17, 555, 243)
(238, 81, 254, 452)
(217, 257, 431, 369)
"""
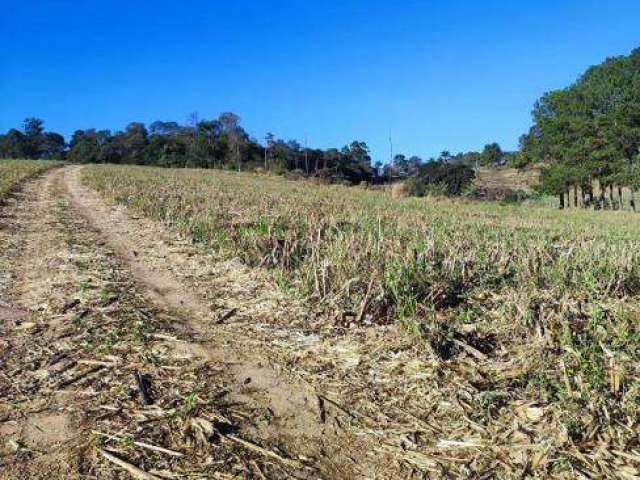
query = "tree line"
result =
(0, 113, 383, 184)
(0, 113, 512, 191)
(518, 47, 640, 209)
(387, 142, 513, 177)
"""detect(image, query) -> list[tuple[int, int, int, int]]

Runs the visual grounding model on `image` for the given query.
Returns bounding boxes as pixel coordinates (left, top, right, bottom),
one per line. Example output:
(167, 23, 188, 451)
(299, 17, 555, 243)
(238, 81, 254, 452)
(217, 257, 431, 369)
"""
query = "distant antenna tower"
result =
(304, 135, 309, 174)
(388, 130, 393, 181)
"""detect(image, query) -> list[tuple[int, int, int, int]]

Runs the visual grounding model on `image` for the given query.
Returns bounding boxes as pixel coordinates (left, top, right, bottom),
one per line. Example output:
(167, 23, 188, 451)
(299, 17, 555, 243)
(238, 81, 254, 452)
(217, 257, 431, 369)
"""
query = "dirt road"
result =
(0, 167, 406, 479)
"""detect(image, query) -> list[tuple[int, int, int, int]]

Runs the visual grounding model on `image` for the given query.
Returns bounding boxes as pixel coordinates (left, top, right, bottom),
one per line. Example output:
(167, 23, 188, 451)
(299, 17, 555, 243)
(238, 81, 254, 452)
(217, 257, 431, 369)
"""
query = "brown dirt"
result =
(22, 413, 75, 450)
(0, 306, 30, 322)
(0, 173, 88, 478)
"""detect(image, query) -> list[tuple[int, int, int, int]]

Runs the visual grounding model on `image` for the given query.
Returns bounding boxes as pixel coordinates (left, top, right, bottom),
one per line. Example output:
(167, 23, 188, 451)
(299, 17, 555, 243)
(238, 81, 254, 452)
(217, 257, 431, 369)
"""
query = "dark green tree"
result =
(521, 47, 640, 198)
(481, 143, 503, 166)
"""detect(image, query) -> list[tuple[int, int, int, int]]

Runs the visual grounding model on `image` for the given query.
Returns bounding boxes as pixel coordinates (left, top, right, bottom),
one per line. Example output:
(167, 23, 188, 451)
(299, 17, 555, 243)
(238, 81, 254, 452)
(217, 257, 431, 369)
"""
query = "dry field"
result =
(1, 160, 639, 479)
(0, 159, 60, 200)
(474, 165, 541, 198)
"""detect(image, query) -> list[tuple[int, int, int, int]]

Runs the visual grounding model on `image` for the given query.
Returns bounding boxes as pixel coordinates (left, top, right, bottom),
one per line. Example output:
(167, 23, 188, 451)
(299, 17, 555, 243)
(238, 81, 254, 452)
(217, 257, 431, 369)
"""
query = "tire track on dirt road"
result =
(1, 168, 64, 310)
(58, 166, 400, 479)
(0, 169, 87, 478)
(0, 167, 401, 479)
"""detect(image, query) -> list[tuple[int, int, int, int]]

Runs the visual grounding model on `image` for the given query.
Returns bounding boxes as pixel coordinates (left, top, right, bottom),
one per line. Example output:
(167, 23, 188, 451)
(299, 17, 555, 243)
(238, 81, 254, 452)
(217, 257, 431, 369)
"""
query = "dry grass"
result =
(75, 164, 640, 478)
(391, 181, 411, 198)
(0, 159, 60, 200)
(475, 165, 541, 197)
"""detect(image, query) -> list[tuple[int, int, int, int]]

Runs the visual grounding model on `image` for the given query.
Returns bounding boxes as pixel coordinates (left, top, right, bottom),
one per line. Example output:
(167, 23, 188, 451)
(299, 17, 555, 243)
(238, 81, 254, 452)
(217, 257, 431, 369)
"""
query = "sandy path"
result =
(0, 169, 86, 478)
(1, 168, 71, 312)
(58, 166, 397, 478)
(62, 167, 320, 428)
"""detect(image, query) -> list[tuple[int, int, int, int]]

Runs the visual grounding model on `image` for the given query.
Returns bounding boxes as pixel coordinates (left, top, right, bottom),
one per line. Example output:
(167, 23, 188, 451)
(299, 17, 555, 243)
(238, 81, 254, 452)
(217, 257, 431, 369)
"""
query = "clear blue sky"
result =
(1, 1, 639, 163)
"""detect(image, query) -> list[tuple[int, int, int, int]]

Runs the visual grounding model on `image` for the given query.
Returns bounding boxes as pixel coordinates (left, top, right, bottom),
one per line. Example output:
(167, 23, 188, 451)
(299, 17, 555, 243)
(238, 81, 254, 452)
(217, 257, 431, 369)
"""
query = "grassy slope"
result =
(82, 164, 640, 475)
(0, 159, 60, 199)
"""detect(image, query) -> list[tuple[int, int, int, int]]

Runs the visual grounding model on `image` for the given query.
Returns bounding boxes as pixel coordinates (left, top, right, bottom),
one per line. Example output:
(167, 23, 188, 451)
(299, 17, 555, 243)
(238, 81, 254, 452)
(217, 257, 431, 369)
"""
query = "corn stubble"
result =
(82, 164, 640, 478)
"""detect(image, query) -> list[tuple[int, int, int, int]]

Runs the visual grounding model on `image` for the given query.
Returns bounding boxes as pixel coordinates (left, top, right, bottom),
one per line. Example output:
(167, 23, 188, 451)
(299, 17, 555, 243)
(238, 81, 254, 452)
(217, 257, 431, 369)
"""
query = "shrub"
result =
(409, 162, 475, 197)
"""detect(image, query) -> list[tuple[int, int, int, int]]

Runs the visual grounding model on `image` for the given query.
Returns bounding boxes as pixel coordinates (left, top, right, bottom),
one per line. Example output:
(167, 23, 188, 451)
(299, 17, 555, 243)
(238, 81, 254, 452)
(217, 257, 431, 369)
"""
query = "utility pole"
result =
(304, 136, 309, 174)
(264, 139, 268, 170)
(190, 111, 200, 142)
(388, 130, 393, 183)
